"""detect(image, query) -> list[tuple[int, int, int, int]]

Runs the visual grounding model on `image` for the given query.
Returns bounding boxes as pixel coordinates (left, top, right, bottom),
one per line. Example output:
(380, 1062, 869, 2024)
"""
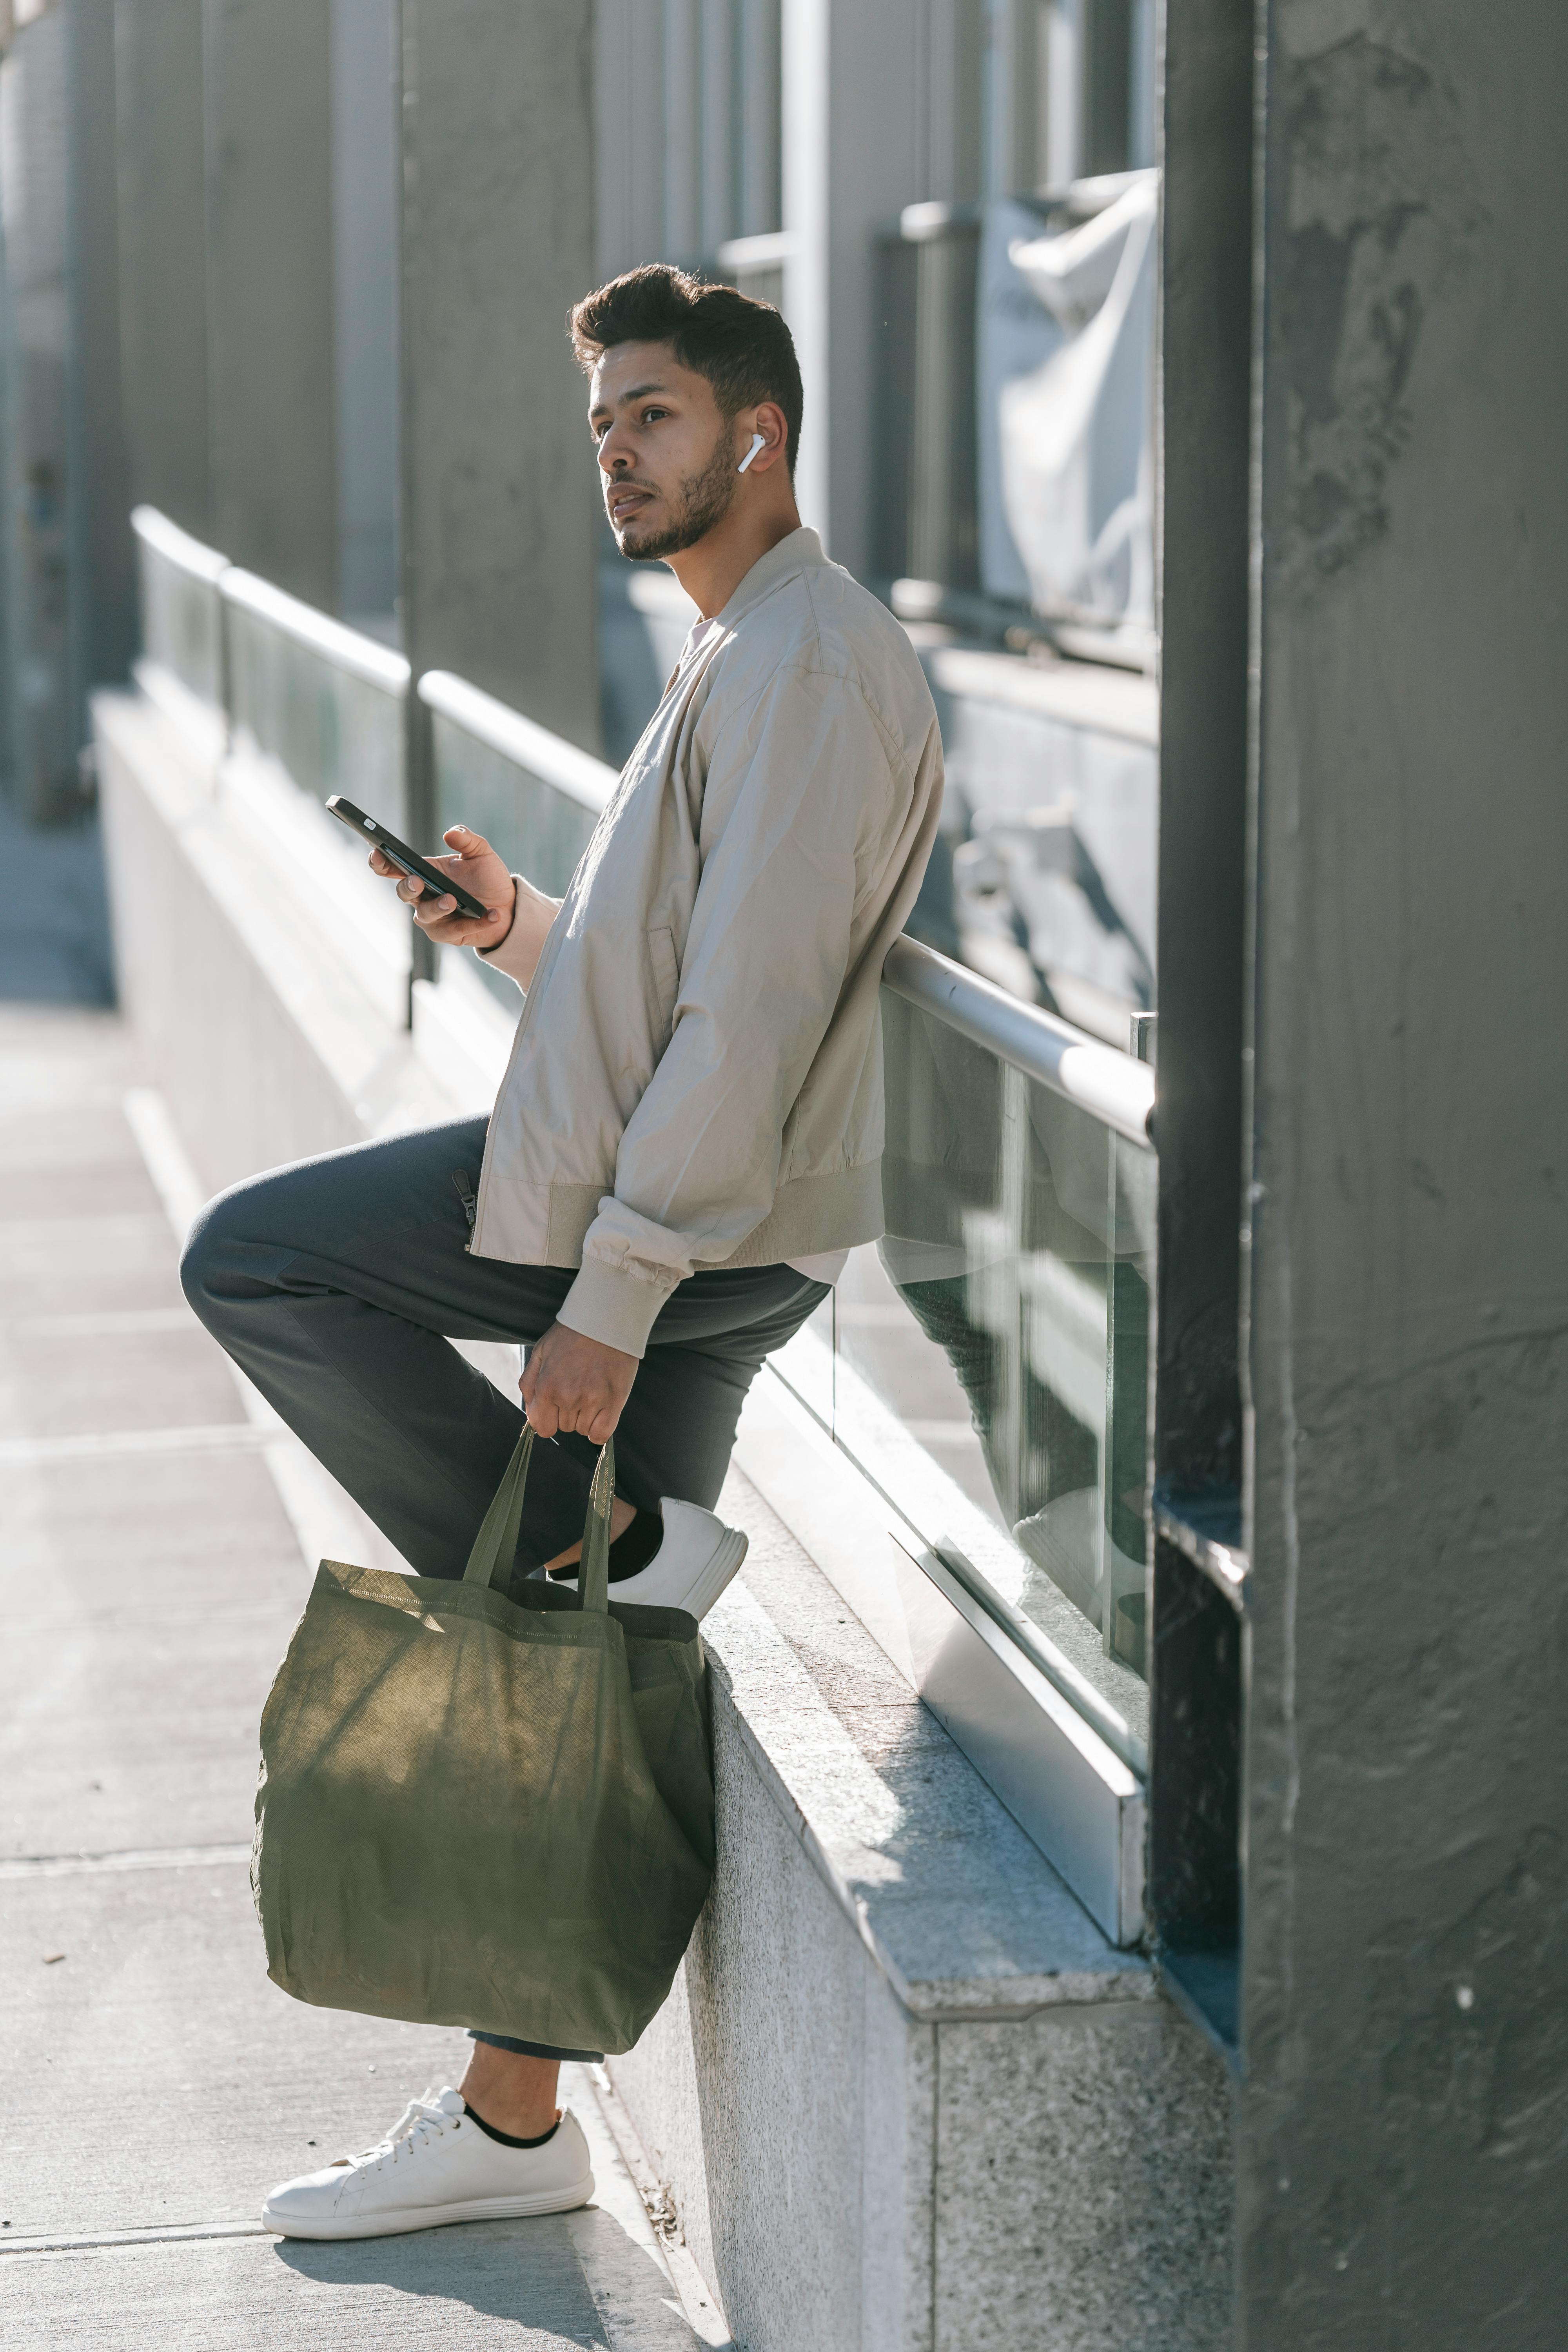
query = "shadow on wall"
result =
(0, 786, 116, 1005)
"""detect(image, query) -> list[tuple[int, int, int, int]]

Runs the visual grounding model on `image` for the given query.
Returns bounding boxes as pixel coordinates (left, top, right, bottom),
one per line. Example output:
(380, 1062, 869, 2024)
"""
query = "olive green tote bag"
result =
(252, 1432, 714, 2057)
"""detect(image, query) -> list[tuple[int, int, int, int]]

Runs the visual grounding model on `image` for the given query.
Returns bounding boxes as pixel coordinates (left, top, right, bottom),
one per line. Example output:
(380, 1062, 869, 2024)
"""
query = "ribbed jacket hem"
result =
(470, 1160, 887, 1356)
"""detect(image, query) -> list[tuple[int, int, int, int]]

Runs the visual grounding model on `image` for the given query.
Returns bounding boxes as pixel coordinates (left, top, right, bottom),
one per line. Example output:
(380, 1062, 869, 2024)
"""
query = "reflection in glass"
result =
(430, 716, 597, 897)
(139, 543, 223, 710)
(227, 606, 406, 828)
(806, 987, 1154, 1766)
(430, 717, 599, 1010)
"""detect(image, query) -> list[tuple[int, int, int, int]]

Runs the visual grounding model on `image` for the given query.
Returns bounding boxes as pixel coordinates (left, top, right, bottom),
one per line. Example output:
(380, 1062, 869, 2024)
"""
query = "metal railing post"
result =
(403, 671, 437, 1019)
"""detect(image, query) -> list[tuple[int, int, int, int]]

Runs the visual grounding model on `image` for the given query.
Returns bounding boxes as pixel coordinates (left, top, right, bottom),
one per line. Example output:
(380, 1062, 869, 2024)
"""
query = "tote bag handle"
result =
(461, 1426, 615, 1615)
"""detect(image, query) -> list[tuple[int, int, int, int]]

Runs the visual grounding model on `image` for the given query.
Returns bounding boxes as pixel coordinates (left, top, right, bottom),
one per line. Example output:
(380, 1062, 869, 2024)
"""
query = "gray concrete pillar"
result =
(0, 0, 132, 817)
(113, 0, 212, 541)
(781, 0, 926, 577)
(201, 0, 335, 606)
(331, 0, 398, 622)
(0, 4, 76, 817)
(397, 0, 597, 745)
(1144, 0, 1252, 2071)
(67, 0, 135, 716)
(1240, 3, 1568, 2338)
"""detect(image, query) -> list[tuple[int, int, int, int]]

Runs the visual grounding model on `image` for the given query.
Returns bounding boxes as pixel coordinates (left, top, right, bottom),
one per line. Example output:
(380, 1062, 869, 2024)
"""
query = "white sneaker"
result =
(262, 2087, 593, 2240)
(556, 1499, 748, 1620)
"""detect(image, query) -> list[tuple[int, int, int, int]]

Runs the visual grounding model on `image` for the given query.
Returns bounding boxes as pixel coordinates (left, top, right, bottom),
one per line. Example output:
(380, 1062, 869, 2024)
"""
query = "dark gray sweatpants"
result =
(180, 1112, 828, 2064)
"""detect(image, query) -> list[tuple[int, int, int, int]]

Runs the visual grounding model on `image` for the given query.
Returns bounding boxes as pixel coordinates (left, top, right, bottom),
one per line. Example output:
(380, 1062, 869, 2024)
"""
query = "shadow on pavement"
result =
(274, 2215, 606, 2339)
(272, 2203, 702, 2344)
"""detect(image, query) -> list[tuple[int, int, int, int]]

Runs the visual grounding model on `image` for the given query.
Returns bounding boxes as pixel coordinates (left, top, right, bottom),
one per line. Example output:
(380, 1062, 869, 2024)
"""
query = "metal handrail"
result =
(129, 504, 1155, 1147)
(420, 667, 1153, 1143)
(132, 505, 410, 698)
(883, 935, 1154, 1147)
(130, 503, 229, 586)
(220, 568, 411, 697)
(419, 669, 617, 817)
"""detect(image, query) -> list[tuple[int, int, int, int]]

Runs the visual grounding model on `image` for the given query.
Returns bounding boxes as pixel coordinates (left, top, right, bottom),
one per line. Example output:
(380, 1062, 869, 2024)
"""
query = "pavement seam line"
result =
(0, 1424, 272, 1466)
(0, 2221, 269, 2257)
(0, 1841, 252, 1880)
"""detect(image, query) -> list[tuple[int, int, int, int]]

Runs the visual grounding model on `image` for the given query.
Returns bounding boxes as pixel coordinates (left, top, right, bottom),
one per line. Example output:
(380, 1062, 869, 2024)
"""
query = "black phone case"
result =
(327, 797, 489, 921)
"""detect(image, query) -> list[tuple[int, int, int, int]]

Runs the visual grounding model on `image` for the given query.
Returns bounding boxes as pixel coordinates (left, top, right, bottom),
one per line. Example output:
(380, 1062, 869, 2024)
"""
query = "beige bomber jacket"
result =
(469, 527, 944, 1357)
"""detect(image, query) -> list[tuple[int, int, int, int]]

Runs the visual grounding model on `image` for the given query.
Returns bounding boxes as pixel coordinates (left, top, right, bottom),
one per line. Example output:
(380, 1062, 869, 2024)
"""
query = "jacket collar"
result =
(715, 526, 832, 632)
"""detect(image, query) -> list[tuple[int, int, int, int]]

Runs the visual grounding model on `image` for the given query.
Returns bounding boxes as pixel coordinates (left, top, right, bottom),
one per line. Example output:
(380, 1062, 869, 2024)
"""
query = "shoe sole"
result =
(562, 1525, 749, 1621)
(262, 2173, 595, 2240)
(683, 1525, 748, 1619)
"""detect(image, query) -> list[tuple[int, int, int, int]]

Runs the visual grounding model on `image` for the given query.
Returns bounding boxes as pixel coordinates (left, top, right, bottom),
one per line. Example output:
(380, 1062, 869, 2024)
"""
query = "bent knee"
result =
(179, 1186, 245, 1322)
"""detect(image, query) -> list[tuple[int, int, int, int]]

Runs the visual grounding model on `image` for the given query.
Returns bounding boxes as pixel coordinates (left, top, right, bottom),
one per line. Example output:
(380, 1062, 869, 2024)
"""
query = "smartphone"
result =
(327, 795, 490, 922)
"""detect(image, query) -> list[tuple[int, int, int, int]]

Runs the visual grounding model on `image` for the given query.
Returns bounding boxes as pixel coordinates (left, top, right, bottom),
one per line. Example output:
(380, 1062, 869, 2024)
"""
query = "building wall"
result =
(1, 2, 76, 817)
(1239, 5, 1568, 2339)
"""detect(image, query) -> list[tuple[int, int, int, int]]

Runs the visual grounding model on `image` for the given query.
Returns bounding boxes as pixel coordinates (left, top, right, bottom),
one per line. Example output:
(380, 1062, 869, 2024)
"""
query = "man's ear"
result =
(738, 400, 789, 475)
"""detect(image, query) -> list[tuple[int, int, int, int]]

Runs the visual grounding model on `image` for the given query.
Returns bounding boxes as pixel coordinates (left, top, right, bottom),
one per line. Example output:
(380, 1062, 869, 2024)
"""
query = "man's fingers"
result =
(522, 1387, 619, 1443)
(521, 1324, 633, 1449)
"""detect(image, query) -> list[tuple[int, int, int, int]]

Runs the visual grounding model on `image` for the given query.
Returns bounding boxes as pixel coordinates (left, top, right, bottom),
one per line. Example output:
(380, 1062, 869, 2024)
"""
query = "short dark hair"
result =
(568, 265, 803, 480)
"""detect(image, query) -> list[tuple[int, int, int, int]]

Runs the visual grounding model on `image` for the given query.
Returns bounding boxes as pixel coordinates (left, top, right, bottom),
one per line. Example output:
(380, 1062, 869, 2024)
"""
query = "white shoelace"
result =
(347, 2091, 459, 2173)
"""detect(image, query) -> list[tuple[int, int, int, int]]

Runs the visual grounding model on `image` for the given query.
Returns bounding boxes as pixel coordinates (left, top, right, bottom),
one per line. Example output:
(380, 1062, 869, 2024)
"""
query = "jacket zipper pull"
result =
(451, 1170, 477, 1232)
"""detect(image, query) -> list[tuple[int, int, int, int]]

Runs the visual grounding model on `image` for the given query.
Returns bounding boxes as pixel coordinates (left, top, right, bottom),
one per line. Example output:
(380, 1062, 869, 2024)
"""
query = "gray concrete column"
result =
(781, 0, 926, 576)
(1240, 3, 1568, 2339)
(397, 0, 597, 745)
(0, 4, 76, 817)
(330, 0, 398, 622)
(1144, 0, 1252, 2062)
(0, 0, 132, 818)
(593, 0, 666, 281)
(113, 0, 212, 541)
(67, 0, 135, 715)
(201, 0, 335, 606)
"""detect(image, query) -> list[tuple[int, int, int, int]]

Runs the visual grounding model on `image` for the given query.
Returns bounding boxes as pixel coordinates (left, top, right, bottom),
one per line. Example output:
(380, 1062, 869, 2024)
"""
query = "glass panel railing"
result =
(857, 989, 1150, 1763)
(419, 671, 616, 1007)
(221, 570, 410, 830)
(131, 506, 228, 712)
(772, 946, 1156, 1774)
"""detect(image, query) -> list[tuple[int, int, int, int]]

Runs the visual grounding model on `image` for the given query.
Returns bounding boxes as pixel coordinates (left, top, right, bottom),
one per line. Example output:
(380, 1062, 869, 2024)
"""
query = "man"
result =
(183, 264, 942, 2238)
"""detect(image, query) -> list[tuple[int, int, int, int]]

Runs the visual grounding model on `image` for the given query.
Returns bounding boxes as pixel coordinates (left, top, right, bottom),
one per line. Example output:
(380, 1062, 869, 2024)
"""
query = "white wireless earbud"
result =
(737, 431, 766, 475)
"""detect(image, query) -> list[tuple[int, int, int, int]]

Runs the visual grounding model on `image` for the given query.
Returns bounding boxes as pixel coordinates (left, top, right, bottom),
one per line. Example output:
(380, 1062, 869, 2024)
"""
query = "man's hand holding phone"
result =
(369, 823, 516, 948)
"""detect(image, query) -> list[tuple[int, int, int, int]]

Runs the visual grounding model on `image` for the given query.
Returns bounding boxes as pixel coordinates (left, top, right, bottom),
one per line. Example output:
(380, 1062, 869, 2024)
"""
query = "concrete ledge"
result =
(617, 1474, 1232, 2352)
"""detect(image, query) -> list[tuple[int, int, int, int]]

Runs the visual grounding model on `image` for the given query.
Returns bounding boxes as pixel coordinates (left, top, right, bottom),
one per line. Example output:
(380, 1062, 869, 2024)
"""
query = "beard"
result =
(613, 428, 737, 561)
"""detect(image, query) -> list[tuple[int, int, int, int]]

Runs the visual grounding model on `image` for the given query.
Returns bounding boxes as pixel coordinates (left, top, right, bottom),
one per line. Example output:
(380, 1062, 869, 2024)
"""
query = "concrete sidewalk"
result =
(0, 1004, 726, 2348)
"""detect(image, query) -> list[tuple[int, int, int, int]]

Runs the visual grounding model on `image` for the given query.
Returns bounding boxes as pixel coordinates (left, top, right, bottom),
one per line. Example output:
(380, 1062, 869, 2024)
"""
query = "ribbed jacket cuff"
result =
(557, 1255, 678, 1359)
(475, 876, 532, 986)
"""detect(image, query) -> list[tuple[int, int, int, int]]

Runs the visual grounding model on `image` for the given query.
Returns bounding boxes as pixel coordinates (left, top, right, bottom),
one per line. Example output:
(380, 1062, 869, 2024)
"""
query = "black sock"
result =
(545, 1506, 662, 1584)
(607, 1507, 662, 1583)
(462, 2104, 560, 2151)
